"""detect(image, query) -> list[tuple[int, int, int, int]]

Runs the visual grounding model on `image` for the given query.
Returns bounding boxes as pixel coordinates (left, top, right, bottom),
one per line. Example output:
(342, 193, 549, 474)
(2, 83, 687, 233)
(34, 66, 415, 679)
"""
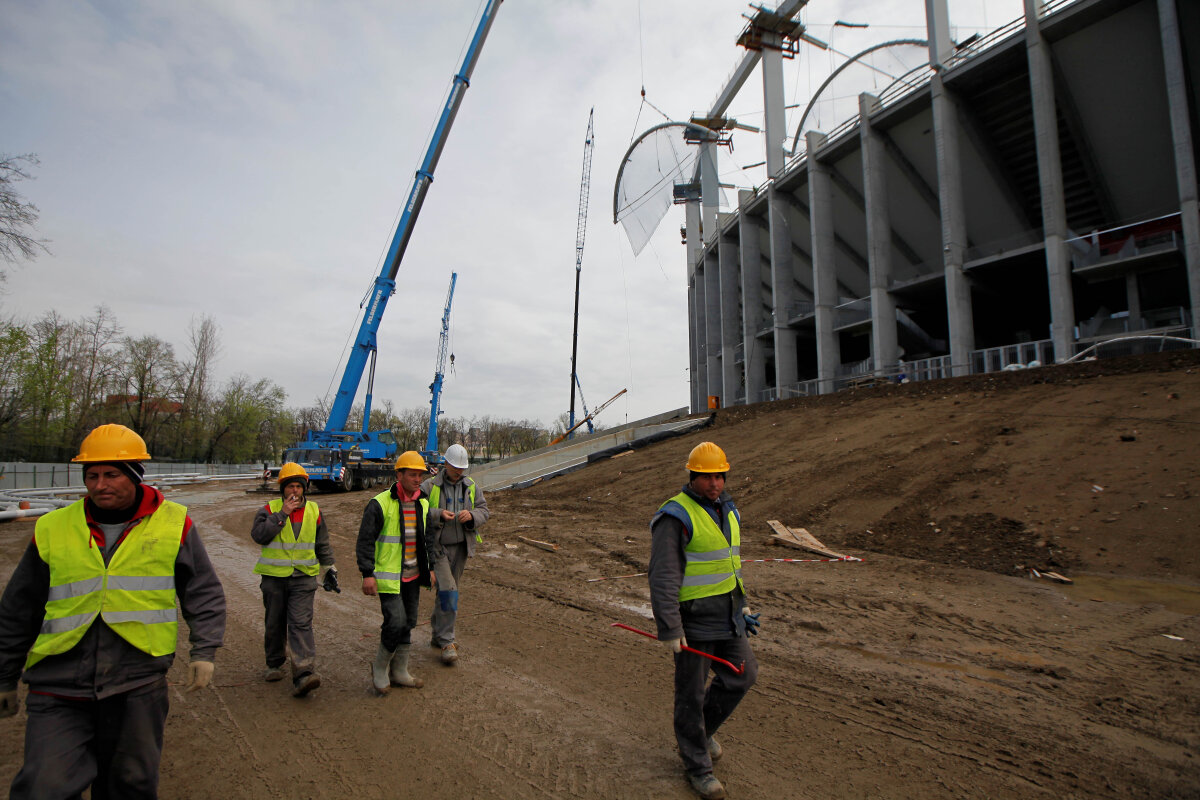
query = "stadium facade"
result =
(679, 0, 1200, 412)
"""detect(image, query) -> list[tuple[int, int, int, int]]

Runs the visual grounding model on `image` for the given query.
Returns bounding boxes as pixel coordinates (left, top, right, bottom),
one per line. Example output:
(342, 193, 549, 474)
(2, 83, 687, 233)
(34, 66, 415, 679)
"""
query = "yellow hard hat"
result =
(685, 442, 729, 473)
(72, 424, 151, 463)
(394, 451, 427, 472)
(277, 462, 309, 485)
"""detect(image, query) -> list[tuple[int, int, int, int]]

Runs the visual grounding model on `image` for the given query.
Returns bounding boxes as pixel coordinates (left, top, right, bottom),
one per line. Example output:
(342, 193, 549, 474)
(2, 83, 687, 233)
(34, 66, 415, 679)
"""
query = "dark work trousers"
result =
(673, 636, 759, 776)
(11, 676, 169, 800)
(430, 541, 468, 646)
(379, 580, 421, 652)
(260, 573, 318, 679)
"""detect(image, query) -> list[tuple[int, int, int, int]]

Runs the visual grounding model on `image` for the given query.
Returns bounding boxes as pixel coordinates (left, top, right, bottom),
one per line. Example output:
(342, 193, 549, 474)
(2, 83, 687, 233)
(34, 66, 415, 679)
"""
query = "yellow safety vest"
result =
(371, 488, 429, 594)
(660, 492, 743, 602)
(254, 499, 320, 577)
(428, 479, 481, 543)
(27, 498, 184, 668)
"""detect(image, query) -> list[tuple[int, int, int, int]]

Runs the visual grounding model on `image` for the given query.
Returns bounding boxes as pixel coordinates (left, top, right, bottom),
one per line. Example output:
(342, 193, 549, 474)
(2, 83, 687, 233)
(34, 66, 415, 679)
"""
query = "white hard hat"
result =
(444, 443, 469, 469)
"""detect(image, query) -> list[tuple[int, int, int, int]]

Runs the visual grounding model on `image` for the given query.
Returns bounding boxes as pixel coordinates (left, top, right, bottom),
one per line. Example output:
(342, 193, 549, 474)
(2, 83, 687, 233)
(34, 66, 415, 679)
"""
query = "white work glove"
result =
(0, 689, 17, 718)
(661, 635, 687, 654)
(186, 660, 214, 692)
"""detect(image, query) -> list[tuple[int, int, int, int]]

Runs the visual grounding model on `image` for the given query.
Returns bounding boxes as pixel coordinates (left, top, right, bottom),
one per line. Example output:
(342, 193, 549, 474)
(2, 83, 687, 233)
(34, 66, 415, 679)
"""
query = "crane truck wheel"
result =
(340, 470, 354, 492)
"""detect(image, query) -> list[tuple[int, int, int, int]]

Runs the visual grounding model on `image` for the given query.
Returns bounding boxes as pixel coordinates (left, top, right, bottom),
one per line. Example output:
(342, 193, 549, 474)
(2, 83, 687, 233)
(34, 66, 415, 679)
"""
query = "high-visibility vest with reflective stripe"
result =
(254, 499, 320, 577)
(371, 488, 429, 594)
(27, 498, 184, 668)
(660, 492, 743, 602)
(428, 480, 481, 543)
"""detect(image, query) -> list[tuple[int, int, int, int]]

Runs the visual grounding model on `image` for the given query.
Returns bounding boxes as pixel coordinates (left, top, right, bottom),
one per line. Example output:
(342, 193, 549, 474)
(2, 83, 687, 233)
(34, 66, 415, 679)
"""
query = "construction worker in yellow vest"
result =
(648, 442, 760, 800)
(0, 424, 226, 799)
(250, 462, 337, 697)
(420, 442, 489, 666)
(355, 451, 444, 695)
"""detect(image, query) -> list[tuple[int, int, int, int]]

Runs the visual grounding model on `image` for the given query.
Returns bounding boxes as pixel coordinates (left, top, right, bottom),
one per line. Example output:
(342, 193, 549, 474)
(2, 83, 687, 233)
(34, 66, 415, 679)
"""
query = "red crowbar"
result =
(610, 623, 745, 674)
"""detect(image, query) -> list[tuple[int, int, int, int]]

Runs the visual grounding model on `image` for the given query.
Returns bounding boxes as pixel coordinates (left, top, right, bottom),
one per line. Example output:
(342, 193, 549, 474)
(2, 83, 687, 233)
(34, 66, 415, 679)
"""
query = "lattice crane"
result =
(422, 272, 457, 465)
(568, 108, 595, 437)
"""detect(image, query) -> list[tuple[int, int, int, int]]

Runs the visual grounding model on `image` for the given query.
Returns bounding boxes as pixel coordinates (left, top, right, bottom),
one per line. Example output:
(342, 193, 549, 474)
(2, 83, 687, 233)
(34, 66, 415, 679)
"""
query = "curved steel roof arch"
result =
(612, 121, 720, 224)
(789, 39, 928, 156)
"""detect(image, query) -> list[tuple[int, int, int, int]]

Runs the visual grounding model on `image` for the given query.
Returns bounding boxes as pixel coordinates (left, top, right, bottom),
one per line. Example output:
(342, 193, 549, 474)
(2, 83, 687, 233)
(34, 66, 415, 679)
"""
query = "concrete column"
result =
(1025, 0, 1076, 362)
(807, 131, 840, 393)
(767, 184, 797, 394)
(718, 228, 741, 406)
(1158, 0, 1200, 326)
(1126, 272, 1142, 328)
(859, 94, 899, 376)
(704, 248, 722, 405)
(700, 142, 719, 247)
(924, 0, 954, 67)
(930, 72, 975, 375)
(738, 191, 766, 404)
(760, 34, 787, 178)
(685, 199, 703, 413)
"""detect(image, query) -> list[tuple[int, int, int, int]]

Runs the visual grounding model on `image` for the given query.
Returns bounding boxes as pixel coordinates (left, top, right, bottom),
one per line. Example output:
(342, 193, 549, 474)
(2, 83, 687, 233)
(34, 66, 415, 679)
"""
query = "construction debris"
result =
(517, 535, 558, 552)
(1026, 567, 1073, 584)
(766, 520, 848, 559)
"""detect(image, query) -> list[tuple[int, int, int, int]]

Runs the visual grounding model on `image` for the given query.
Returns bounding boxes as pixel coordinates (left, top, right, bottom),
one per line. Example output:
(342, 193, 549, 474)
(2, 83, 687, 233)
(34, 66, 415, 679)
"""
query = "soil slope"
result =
(0, 350, 1197, 799)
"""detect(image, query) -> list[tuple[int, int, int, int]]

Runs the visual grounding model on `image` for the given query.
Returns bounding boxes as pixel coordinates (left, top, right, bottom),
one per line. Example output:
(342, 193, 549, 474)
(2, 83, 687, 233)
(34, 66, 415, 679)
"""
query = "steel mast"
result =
(568, 108, 595, 437)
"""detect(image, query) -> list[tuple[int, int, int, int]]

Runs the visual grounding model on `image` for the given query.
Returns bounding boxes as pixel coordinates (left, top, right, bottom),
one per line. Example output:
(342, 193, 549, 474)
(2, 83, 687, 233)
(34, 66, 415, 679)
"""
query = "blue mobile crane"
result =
(280, 1, 502, 492)
(420, 272, 456, 466)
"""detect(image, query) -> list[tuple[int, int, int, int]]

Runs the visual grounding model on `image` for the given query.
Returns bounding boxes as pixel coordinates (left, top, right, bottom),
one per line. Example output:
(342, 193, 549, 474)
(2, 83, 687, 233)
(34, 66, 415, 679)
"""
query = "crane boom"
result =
(568, 109, 595, 437)
(422, 272, 457, 462)
(325, 0, 502, 433)
(551, 388, 625, 447)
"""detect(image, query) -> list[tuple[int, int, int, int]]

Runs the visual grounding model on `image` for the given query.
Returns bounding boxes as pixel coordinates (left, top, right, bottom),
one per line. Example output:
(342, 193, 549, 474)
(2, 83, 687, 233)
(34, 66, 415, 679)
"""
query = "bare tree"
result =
(0, 154, 50, 271)
(66, 306, 122, 444)
(117, 335, 180, 453)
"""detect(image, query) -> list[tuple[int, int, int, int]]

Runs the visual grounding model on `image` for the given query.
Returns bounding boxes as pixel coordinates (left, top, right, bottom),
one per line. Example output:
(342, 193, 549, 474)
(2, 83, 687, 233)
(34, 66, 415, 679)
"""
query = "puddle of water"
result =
(1055, 575, 1200, 615)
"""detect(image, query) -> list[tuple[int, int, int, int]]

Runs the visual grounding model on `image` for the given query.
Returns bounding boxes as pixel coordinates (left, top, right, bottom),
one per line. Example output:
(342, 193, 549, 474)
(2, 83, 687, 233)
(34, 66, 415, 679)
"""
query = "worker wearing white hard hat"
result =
(420, 443, 489, 666)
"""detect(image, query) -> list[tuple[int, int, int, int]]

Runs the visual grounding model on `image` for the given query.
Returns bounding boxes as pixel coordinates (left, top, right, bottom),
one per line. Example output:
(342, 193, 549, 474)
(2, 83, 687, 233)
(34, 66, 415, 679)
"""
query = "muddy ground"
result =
(0, 350, 1198, 798)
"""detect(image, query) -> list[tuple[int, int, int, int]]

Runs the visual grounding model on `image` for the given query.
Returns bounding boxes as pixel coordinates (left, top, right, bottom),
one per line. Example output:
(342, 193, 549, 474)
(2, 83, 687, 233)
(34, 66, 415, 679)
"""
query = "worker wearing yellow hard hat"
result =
(648, 442, 759, 800)
(356, 451, 447, 695)
(0, 423, 226, 798)
(250, 461, 339, 698)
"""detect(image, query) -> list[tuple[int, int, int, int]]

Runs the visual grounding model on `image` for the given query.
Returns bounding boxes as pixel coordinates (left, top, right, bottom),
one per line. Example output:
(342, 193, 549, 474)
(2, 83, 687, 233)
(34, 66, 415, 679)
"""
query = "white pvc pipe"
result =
(0, 506, 52, 521)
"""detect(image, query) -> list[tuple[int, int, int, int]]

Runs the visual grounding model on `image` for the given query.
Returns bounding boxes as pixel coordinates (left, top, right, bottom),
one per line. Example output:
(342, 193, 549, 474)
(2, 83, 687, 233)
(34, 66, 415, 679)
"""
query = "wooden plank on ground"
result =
(765, 520, 847, 559)
(518, 535, 558, 552)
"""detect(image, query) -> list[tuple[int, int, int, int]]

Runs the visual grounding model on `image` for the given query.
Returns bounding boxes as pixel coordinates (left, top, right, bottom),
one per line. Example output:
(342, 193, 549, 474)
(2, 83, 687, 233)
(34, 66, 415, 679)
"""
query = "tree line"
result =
(0, 306, 557, 464)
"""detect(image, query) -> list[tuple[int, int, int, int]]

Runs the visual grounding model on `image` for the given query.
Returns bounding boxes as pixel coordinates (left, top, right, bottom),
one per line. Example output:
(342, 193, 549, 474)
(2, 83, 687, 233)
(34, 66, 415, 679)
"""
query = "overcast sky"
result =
(1, 0, 1021, 431)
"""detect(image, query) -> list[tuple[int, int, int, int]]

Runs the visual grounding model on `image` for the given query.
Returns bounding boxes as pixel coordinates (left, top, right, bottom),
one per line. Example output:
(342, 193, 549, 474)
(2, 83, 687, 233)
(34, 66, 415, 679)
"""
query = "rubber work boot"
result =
(372, 644, 393, 695)
(263, 667, 285, 682)
(440, 643, 459, 665)
(389, 644, 424, 688)
(707, 735, 722, 763)
(687, 772, 726, 800)
(292, 672, 321, 698)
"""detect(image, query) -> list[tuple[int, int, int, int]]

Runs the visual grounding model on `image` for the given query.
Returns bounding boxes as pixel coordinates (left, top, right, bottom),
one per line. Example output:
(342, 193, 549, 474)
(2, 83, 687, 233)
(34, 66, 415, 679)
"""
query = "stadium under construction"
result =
(616, 0, 1200, 413)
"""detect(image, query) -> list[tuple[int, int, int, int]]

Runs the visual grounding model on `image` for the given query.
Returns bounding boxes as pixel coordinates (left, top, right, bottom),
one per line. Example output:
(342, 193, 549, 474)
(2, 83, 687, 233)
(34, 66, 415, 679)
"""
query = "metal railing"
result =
(836, 297, 871, 327)
(1067, 212, 1183, 271)
(970, 339, 1055, 373)
(0, 461, 263, 491)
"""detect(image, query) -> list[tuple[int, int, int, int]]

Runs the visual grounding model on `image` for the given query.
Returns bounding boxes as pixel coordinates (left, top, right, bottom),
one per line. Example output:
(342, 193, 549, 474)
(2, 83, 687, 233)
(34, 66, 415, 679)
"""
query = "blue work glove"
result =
(743, 611, 761, 636)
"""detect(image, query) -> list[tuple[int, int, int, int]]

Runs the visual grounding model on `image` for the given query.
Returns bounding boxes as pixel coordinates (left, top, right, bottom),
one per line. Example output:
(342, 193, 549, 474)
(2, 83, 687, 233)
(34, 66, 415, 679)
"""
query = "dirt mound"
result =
(517, 348, 1200, 583)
